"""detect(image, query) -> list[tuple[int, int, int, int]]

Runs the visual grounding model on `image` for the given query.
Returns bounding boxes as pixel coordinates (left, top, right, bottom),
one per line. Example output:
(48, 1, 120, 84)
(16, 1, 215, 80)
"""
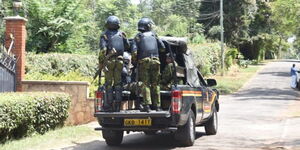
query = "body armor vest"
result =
(137, 31, 159, 60)
(105, 30, 124, 56)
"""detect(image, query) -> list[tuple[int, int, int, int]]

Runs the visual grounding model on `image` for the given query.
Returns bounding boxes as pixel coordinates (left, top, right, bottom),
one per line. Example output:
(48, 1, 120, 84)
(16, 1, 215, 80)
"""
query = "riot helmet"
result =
(138, 17, 154, 32)
(105, 16, 120, 30)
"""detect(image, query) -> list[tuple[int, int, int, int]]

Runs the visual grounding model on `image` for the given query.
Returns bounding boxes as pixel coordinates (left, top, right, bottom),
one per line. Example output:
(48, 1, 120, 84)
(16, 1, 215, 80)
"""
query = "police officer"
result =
(99, 16, 130, 112)
(132, 17, 165, 112)
(122, 52, 133, 84)
(161, 53, 177, 90)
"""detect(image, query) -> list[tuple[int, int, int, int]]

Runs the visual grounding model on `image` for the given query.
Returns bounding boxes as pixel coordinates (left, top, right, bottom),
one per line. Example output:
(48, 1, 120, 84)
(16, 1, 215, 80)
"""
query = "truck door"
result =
(197, 71, 214, 119)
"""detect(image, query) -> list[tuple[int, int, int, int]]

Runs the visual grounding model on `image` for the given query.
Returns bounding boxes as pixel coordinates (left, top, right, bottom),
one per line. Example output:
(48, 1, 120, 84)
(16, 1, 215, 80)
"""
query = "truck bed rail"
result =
(94, 110, 171, 118)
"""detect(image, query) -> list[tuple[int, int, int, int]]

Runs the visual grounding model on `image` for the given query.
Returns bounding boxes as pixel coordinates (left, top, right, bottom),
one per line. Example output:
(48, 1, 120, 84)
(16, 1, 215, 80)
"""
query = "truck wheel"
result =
(102, 130, 123, 146)
(204, 105, 218, 135)
(144, 130, 157, 135)
(175, 110, 195, 147)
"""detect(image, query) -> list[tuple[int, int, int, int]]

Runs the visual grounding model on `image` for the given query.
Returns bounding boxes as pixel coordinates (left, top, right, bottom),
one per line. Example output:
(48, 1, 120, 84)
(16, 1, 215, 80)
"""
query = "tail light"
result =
(171, 90, 182, 114)
(95, 91, 103, 112)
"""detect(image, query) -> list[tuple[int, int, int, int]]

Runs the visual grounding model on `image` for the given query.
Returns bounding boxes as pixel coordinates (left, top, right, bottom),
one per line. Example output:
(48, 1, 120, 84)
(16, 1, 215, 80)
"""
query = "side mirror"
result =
(207, 79, 217, 87)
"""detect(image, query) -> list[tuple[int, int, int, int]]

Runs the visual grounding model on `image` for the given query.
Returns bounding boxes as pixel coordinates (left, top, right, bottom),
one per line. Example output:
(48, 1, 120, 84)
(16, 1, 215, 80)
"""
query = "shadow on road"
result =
(258, 71, 290, 77)
(232, 87, 300, 101)
(261, 139, 300, 150)
(58, 132, 207, 150)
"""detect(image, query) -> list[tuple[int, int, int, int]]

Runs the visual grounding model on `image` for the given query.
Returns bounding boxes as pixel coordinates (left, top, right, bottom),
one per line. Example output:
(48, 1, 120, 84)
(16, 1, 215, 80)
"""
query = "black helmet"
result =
(138, 17, 154, 32)
(105, 16, 120, 30)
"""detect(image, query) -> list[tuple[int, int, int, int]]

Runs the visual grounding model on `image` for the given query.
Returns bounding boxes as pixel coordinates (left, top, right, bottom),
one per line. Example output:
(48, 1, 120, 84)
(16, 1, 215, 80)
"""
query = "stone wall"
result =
(22, 80, 95, 125)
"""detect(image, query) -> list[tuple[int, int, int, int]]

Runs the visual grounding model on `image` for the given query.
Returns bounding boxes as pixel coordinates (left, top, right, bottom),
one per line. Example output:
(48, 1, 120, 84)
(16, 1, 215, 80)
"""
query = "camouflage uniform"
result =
(132, 31, 165, 109)
(161, 62, 178, 90)
(99, 16, 130, 111)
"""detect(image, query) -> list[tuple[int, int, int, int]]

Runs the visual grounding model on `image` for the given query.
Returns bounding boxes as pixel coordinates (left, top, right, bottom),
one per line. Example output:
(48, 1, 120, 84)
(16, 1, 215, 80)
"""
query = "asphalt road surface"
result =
(58, 60, 300, 150)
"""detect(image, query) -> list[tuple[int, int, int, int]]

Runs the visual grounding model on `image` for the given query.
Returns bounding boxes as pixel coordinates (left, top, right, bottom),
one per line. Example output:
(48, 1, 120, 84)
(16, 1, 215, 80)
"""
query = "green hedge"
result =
(26, 53, 98, 77)
(191, 43, 242, 76)
(190, 43, 221, 76)
(0, 92, 70, 143)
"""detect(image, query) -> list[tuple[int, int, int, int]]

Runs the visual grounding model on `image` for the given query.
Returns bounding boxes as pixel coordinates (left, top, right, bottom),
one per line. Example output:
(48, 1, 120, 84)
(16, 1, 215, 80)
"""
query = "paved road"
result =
(58, 60, 300, 150)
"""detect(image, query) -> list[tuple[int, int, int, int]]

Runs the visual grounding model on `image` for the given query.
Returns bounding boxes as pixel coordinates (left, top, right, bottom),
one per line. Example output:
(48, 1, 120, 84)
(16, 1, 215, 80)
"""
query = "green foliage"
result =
(272, 0, 300, 58)
(156, 15, 189, 37)
(0, 0, 10, 37)
(191, 43, 240, 76)
(190, 33, 206, 44)
(2, 0, 206, 53)
(190, 43, 221, 76)
(238, 59, 252, 68)
(0, 92, 70, 143)
(25, 53, 100, 96)
(225, 48, 238, 69)
(25, 53, 98, 77)
(200, 0, 292, 60)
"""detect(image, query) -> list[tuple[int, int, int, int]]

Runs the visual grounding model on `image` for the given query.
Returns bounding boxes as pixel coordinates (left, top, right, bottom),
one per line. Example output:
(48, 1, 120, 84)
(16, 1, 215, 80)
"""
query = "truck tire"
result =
(175, 110, 195, 147)
(102, 130, 123, 146)
(204, 105, 218, 135)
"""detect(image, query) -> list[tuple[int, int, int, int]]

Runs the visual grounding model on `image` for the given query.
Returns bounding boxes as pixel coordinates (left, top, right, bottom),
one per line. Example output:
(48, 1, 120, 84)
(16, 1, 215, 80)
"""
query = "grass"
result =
(211, 64, 262, 95)
(0, 125, 99, 150)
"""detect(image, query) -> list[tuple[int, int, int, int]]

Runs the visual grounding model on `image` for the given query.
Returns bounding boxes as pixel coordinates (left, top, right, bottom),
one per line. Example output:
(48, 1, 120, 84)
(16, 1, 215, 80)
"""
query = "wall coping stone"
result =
(22, 80, 90, 86)
(4, 16, 28, 22)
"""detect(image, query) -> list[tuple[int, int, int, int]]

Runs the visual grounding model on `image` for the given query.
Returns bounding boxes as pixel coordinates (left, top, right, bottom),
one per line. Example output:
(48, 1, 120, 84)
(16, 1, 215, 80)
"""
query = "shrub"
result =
(26, 53, 98, 77)
(225, 48, 238, 69)
(0, 92, 70, 143)
(190, 43, 221, 76)
(238, 59, 252, 68)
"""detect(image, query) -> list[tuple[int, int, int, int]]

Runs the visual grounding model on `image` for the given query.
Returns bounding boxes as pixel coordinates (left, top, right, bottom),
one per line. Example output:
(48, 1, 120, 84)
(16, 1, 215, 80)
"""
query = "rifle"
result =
(92, 48, 117, 84)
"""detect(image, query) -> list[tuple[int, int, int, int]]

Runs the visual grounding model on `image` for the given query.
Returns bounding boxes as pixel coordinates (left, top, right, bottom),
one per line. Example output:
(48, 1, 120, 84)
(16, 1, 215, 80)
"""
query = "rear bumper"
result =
(95, 127, 177, 132)
(94, 110, 174, 131)
(94, 110, 171, 118)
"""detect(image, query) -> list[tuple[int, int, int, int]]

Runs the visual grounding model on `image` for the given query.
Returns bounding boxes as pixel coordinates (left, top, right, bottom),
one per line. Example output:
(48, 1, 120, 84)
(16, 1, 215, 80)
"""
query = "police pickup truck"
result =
(94, 37, 220, 147)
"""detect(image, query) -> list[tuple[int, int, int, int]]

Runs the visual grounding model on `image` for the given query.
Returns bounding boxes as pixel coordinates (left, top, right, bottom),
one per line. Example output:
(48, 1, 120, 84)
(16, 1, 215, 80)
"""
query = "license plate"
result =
(124, 119, 152, 126)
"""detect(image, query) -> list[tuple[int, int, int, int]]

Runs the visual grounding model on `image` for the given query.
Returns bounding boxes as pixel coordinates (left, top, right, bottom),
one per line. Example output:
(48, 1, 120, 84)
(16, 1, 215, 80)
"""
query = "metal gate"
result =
(0, 34, 16, 92)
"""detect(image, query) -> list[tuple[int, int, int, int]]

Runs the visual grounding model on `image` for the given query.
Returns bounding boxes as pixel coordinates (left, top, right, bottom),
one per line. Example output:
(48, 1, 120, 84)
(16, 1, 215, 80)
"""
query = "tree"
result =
(24, 0, 86, 53)
(272, 0, 300, 56)
(199, 0, 285, 60)
(0, 0, 12, 38)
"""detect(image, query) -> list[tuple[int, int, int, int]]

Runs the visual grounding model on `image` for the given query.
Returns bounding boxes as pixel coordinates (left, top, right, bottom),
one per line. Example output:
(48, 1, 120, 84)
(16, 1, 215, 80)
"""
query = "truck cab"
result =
(94, 37, 220, 147)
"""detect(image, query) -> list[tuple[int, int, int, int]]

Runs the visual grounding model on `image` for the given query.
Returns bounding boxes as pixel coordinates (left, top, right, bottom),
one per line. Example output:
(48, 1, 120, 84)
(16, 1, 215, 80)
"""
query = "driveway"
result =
(56, 60, 300, 150)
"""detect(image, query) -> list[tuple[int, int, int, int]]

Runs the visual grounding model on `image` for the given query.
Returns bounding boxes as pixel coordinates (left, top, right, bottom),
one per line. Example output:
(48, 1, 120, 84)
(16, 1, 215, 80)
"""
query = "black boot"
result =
(114, 86, 123, 112)
(104, 88, 113, 112)
(113, 102, 121, 112)
(134, 98, 143, 110)
(141, 105, 151, 112)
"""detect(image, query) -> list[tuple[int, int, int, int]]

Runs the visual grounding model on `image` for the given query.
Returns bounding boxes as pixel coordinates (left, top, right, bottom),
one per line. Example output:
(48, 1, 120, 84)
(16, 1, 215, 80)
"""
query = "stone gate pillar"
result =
(4, 16, 27, 92)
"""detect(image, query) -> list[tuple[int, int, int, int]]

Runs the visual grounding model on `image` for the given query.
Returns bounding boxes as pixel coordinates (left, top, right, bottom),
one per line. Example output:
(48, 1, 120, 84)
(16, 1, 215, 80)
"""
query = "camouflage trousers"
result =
(138, 57, 161, 106)
(105, 57, 123, 89)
